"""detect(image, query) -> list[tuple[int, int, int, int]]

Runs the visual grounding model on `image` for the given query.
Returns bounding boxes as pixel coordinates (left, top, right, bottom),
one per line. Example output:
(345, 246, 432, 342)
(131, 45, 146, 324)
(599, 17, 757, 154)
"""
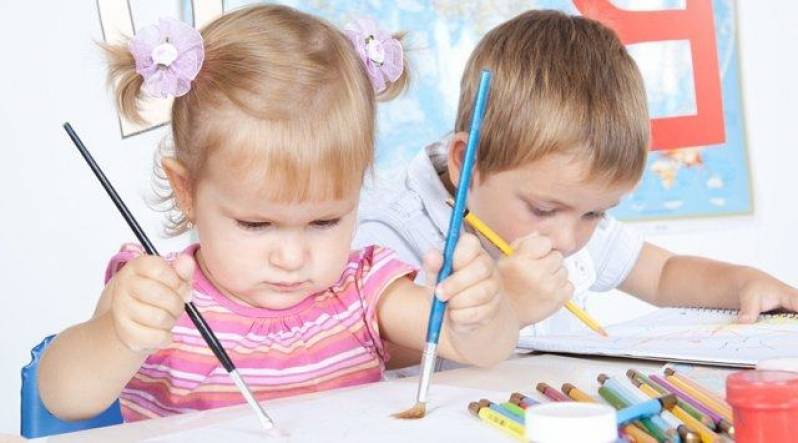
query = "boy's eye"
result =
(310, 218, 341, 228)
(236, 220, 272, 230)
(584, 211, 606, 220)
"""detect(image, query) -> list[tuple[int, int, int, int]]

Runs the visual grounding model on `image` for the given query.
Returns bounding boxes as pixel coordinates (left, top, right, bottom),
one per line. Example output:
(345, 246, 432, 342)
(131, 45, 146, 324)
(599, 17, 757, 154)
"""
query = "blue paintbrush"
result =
(394, 69, 492, 419)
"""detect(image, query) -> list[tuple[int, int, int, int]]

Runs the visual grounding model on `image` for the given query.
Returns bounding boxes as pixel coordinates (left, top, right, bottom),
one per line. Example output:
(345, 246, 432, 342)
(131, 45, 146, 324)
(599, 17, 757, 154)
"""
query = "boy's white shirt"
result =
(355, 136, 644, 368)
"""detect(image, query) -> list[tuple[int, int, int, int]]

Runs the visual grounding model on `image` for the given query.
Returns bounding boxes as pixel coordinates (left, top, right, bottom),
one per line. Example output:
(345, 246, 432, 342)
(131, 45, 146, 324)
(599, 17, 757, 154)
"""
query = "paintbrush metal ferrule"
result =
(416, 342, 438, 404)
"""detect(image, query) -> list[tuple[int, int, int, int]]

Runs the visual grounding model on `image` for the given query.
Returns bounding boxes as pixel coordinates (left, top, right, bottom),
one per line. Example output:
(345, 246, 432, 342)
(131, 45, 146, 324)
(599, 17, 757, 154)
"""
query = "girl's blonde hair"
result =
(104, 4, 408, 235)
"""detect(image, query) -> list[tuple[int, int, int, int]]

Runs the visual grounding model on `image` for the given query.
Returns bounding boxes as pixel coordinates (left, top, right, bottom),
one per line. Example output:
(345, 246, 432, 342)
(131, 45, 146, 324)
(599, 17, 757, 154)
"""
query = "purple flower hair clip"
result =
(344, 17, 404, 93)
(128, 17, 204, 98)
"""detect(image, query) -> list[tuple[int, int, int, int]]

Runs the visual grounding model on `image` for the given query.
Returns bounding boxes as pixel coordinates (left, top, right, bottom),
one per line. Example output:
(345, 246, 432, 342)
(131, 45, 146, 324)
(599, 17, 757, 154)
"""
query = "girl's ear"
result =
(446, 132, 482, 188)
(162, 157, 194, 221)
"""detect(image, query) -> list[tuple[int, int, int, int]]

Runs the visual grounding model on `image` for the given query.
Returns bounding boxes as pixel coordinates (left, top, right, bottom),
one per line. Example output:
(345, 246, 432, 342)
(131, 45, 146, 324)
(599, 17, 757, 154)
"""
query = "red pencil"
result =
(536, 382, 570, 402)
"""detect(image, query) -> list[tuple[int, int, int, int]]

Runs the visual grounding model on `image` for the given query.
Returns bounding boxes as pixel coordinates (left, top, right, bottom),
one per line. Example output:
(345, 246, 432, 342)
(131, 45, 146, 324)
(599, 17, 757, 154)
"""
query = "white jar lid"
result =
(757, 357, 798, 373)
(525, 402, 617, 443)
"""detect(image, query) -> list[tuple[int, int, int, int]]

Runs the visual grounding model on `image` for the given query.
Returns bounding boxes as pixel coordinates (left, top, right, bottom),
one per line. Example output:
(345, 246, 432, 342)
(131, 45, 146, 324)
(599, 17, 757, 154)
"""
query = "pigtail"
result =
(101, 41, 148, 125)
(375, 33, 410, 102)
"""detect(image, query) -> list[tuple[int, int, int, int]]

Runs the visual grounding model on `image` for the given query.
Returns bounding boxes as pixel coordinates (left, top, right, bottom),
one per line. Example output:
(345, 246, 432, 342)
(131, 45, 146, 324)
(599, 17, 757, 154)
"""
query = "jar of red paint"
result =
(726, 369, 798, 442)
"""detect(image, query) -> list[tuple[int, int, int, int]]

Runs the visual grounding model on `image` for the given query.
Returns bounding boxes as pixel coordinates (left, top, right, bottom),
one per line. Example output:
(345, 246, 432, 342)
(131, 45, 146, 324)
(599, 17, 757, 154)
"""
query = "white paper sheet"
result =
(519, 307, 798, 367)
(141, 383, 517, 442)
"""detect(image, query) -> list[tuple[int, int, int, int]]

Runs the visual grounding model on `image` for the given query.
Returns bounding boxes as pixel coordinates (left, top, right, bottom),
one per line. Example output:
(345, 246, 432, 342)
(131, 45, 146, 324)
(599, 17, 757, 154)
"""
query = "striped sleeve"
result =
(355, 245, 417, 361)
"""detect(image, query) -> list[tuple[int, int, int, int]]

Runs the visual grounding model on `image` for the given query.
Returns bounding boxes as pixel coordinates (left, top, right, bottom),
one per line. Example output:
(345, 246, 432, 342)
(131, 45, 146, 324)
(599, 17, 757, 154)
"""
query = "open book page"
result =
(519, 308, 798, 367)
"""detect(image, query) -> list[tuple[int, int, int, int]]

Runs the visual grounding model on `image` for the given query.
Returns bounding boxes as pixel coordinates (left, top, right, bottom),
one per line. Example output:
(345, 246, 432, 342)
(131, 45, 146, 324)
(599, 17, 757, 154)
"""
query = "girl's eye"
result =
(530, 206, 556, 217)
(236, 220, 272, 230)
(310, 218, 341, 229)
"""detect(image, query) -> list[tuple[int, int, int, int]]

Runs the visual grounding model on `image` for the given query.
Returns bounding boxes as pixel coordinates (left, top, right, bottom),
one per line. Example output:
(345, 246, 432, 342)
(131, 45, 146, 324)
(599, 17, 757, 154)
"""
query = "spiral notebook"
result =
(518, 307, 798, 367)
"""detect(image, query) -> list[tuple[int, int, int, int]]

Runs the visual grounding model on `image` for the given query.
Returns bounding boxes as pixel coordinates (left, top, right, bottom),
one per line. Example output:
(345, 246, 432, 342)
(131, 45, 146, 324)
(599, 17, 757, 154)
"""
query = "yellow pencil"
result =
(635, 380, 720, 443)
(469, 402, 526, 441)
(457, 205, 608, 337)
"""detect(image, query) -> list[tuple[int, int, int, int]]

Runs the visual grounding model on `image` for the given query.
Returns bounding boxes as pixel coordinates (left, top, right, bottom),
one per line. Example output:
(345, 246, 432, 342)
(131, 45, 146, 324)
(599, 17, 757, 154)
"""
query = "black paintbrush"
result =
(62, 122, 276, 432)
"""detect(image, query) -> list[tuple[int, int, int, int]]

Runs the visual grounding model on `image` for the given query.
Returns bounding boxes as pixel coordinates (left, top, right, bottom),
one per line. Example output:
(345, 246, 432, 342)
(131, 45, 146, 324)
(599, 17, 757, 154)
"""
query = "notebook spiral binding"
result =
(680, 306, 798, 318)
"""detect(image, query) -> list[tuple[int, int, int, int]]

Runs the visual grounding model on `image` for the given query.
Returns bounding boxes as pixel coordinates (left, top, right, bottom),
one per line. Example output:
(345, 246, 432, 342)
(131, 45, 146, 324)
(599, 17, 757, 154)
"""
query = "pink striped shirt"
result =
(104, 243, 416, 422)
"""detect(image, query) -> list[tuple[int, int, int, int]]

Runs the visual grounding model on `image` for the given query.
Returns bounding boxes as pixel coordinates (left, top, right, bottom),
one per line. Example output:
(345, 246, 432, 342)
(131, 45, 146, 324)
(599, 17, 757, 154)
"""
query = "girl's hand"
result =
(104, 254, 195, 353)
(424, 233, 504, 334)
(736, 268, 798, 323)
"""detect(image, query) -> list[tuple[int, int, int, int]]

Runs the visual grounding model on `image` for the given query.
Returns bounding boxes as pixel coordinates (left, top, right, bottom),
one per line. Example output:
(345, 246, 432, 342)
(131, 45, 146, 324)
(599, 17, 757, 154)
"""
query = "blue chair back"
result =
(20, 335, 123, 438)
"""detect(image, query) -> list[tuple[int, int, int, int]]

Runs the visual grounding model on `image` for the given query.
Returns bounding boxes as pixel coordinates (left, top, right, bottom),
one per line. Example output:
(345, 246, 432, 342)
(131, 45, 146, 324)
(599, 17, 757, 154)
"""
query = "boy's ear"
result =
(161, 157, 194, 221)
(446, 132, 482, 189)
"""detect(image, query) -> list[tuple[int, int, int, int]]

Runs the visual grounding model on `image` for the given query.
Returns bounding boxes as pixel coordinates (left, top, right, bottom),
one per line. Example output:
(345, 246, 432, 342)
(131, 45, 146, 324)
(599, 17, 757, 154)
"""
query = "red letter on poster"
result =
(574, 0, 725, 150)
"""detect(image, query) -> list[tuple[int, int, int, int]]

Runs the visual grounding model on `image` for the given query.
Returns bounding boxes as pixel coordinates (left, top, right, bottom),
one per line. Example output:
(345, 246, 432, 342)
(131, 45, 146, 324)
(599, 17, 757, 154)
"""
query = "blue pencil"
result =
(599, 374, 680, 442)
(395, 69, 492, 419)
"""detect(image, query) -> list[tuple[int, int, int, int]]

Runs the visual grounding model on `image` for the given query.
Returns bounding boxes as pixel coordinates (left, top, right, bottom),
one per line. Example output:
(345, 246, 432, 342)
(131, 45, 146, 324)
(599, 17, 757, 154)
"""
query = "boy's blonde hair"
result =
(456, 10, 649, 184)
(104, 4, 408, 234)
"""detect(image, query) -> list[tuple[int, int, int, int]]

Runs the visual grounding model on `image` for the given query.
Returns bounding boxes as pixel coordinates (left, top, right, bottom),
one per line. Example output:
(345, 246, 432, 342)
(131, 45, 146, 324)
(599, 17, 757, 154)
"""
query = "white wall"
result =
(0, 0, 795, 435)
(0, 0, 188, 435)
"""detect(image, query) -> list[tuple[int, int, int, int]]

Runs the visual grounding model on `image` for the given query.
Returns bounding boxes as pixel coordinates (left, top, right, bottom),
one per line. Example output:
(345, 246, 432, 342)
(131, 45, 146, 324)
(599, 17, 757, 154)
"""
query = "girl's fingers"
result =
(438, 254, 494, 301)
(128, 278, 186, 318)
(445, 277, 499, 309)
(127, 300, 180, 330)
(451, 234, 482, 270)
(448, 296, 501, 328)
(422, 249, 444, 289)
(130, 256, 185, 291)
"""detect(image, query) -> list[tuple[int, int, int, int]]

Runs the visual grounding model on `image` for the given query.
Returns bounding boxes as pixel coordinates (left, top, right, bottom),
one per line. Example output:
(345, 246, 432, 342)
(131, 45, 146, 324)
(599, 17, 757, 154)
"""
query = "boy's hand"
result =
(737, 268, 798, 323)
(496, 232, 574, 327)
(423, 233, 504, 334)
(104, 255, 195, 353)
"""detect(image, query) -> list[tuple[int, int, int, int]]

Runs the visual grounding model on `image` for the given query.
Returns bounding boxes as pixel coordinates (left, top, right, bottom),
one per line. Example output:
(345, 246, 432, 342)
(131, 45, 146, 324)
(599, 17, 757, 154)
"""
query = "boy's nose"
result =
(548, 225, 577, 256)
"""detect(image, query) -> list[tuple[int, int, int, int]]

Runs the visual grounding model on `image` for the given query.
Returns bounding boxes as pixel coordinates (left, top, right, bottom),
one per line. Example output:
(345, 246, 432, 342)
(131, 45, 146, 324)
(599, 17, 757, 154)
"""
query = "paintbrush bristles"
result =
(392, 402, 427, 420)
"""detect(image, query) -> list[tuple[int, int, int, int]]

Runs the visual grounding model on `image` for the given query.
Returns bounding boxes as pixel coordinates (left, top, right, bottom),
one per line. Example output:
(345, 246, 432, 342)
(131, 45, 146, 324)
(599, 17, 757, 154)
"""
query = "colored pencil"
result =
(627, 370, 716, 430)
(664, 374, 733, 422)
(634, 380, 719, 443)
(468, 401, 525, 441)
(536, 382, 570, 402)
(649, 375, 735, 436)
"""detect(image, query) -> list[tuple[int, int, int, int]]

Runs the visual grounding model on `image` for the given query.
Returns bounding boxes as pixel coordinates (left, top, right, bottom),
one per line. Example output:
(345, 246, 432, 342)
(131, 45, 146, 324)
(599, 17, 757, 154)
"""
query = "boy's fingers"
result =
(552, 267, 568, 287)
(538, 251, 565, 273)
(513, 233, 553, 259)
(737, 295, 761, 324)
